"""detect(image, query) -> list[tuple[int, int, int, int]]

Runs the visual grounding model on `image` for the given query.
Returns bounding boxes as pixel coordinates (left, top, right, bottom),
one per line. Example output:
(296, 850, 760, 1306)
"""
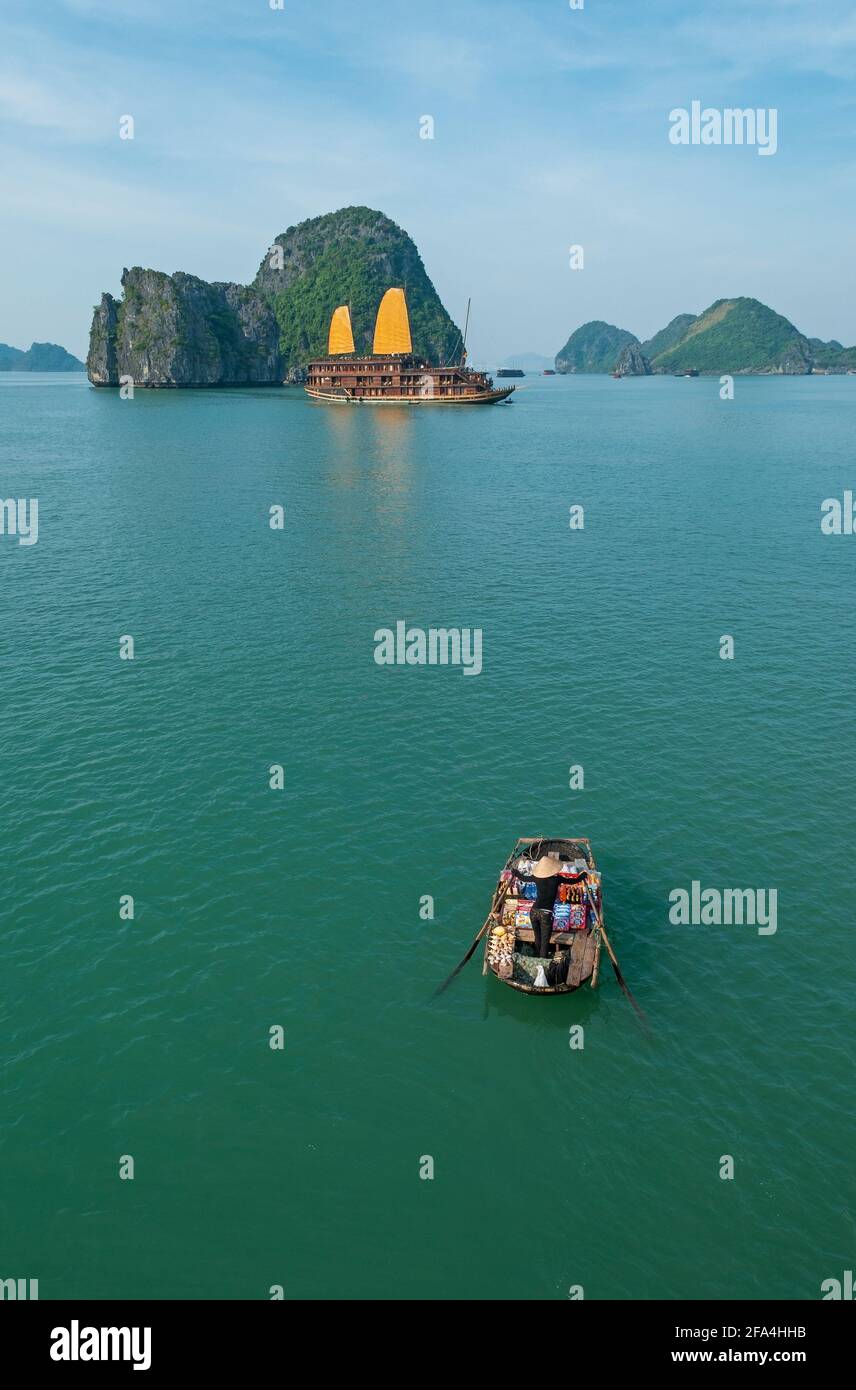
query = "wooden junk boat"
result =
(305, 290, 515, 405)
(483, 836, 603, 995)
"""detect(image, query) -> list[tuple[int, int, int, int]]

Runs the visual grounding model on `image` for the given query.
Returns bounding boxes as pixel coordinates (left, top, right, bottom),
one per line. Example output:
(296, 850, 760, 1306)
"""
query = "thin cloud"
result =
(0, 72, 99, 137)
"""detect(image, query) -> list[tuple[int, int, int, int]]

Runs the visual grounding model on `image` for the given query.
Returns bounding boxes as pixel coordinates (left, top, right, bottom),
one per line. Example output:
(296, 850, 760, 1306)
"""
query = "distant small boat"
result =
(674, 369, 699, 377)
(483, 836, 604, 995)
(496, 368, 525, 378)
(543, 369, 556, 376)
(612, 372, 622, 379)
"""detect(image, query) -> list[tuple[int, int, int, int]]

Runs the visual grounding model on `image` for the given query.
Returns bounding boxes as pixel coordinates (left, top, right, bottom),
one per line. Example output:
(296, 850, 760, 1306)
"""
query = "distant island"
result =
(556, 300, 856, 376)
(85, 209, 855, 387)
(1, 341, 84, 372)
(87, 207, 461, 388)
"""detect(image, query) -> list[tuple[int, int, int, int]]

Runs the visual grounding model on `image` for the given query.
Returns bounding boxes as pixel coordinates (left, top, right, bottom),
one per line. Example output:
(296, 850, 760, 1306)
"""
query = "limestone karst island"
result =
(84, 206, 856, 391)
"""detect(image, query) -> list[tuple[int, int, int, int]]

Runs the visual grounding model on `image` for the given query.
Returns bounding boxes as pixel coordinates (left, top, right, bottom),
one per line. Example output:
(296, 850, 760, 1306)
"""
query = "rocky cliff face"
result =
(87, 268, 281, 387)
(772, 341, 814, 374)
(87, 207, 461, 386)
(615, 342, 652, 376)
(86, 294, 120, 383)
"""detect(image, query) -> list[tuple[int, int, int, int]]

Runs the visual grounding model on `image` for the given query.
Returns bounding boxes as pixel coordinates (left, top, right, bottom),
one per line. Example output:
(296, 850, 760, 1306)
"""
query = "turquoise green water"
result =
(2, 371, 854, 1300)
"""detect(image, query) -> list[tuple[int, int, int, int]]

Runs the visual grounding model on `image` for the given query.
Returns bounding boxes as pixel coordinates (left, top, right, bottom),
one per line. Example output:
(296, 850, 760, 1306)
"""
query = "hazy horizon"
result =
(2, 0, 855, 362)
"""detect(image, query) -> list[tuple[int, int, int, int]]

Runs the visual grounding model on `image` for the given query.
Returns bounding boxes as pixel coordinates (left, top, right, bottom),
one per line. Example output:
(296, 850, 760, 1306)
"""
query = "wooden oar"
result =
(433, 878, 512, 998)
(584, 883, 651, 1035)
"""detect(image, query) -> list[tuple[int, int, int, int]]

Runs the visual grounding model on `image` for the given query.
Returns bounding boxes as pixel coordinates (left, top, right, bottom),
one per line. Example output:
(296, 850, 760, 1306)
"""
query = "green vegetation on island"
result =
(652, 299, 812, 374)
(809, 337, 856, 371)
(87, 207, 460, 386)
(254, 207, 460, 368)
(555, 321, 639, 374)
(640, 314, 697, 361)
(556, 298, 854, 376)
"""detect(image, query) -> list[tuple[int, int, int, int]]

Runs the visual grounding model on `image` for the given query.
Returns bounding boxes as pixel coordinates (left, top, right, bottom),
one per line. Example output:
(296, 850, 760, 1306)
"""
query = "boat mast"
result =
(461, 298, 471, 366)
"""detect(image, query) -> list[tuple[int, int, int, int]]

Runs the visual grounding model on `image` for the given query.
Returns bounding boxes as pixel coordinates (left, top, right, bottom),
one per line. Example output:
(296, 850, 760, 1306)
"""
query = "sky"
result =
(1, 0, 855, 362)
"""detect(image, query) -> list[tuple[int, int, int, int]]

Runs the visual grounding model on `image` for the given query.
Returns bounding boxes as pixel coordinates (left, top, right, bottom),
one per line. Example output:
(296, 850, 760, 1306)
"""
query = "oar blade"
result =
(432, 945, 478, 998)
(585, 885, 652, 1038)
(433, 880, 512, 998)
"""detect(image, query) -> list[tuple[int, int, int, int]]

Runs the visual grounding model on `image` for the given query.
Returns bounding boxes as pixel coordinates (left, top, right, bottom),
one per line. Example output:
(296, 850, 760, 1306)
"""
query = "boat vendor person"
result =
(530, 855, 562, 956)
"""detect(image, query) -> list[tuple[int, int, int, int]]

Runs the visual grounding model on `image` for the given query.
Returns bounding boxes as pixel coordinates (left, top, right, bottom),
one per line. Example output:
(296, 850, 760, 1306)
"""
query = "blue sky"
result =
(2, 0, 855, 361)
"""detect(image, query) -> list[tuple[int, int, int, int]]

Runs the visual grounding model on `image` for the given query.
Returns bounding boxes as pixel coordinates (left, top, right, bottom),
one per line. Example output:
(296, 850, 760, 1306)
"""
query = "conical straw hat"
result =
(533, 855, 562, 878)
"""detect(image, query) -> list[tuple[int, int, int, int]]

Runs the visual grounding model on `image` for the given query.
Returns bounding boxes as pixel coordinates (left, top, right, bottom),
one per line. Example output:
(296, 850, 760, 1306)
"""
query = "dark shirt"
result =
(533, 874, 560, 910)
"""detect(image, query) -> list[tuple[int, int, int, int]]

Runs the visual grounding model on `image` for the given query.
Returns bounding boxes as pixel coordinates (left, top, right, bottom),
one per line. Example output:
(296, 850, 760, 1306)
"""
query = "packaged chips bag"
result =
(568, 903, 587, 930)
(552, 902, 572, 931)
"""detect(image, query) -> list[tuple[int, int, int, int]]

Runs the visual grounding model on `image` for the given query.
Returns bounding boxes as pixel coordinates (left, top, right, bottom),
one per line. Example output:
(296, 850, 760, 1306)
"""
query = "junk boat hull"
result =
(305, 356, 514, 405)
(483, 836, 603, 995)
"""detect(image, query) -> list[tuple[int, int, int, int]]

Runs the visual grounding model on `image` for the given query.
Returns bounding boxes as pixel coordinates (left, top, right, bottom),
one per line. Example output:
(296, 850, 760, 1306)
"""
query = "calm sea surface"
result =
(1, 370, 854, 1300)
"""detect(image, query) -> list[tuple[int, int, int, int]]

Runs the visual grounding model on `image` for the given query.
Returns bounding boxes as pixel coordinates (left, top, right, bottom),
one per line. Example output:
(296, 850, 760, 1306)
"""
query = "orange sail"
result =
(372, 288, 412, 355)
(327, 305, 355, 355)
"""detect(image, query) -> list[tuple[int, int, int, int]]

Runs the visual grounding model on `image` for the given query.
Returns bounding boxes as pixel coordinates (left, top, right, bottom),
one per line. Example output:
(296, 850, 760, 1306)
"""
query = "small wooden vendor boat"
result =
(482, 835, 604, 995)
(435, 835, 644, 1022)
